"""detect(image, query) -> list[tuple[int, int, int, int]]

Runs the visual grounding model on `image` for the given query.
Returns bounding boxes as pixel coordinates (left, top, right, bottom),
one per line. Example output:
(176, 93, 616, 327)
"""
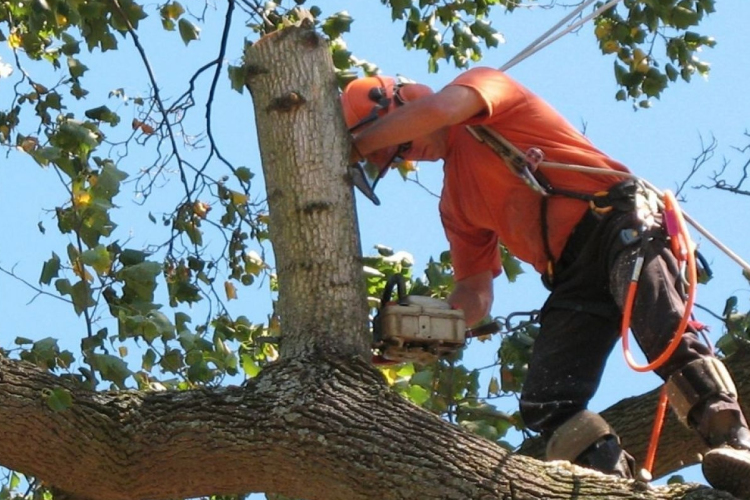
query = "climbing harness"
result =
(467, 124, 750, 276)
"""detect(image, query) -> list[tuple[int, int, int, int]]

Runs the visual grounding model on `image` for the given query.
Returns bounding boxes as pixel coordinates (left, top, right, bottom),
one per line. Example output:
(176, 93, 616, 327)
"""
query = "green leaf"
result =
(161, 348, 184, 373)
(143, 348, 157, 371)
(29, 146, 62, 166)
(723, 296, 738, 317)
(715, 334, 738, 357)
(178, 18, 200, 45)
(39, 252, 61, 284)
(187, 359, 211, 382)
(71, 280, 96, 316)
(321, 11, 353, 39)
(80, 245, 112, 275)
(160, 1, 185, 31)
(93, 162, 128, 200)
(67, 57, 88, 79)
(23, 337, 61, 370)
(85, 106, 120, 126)
(119, 249, 147, 266)
(55, 278, 73, 296)
(488, 376, 500, 396)
(242, 354, 262, 378)
(44, 387, 73, 412)
(235, 166, 253, 183)
(110, 0, 148, 31)
(407, 384, 430, 405)
(88, 353, 132, 389)
(228, 65, 246, 94)
(61, 33, 80, 56)
(118, 261, 161, 302)
(410, 369, 434, 388)
(9, 472, 20, 491)
(52, 120, 100, 158)
(500, 247, 524, 282)
(671, 6, 700, 29)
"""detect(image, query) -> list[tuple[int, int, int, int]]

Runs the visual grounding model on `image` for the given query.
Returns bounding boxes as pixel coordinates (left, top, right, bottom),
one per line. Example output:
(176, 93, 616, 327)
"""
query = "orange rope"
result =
(643, 386, 669, 477)
(619, 190, 698, 476)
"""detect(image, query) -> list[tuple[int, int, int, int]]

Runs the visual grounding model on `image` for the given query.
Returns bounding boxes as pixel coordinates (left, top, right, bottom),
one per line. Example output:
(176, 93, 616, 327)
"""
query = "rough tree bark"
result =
(0, 23, 745, 500)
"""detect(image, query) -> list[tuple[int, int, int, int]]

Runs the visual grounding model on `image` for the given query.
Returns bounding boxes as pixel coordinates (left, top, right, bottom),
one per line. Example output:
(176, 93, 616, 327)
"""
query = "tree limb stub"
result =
(267, 92, 307, 113)
(0, 354, 728, 500)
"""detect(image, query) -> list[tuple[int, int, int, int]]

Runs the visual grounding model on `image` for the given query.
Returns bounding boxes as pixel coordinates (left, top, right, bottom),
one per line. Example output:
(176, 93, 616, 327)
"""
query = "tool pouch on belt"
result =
(590, 179, 638, 213)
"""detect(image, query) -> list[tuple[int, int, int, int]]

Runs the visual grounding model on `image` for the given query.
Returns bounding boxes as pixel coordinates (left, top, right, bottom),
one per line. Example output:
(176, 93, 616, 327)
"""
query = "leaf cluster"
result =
(595, 0, 717, 108)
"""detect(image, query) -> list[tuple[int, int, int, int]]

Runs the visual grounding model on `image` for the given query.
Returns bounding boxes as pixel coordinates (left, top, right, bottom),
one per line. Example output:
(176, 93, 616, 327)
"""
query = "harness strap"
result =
(467, 124, 635, 284)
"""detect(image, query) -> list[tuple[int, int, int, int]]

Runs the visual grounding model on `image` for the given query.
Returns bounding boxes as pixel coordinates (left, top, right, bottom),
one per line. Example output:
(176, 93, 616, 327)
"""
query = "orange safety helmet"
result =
(341, 76, 434, 204)
(341, 75, 434, 132)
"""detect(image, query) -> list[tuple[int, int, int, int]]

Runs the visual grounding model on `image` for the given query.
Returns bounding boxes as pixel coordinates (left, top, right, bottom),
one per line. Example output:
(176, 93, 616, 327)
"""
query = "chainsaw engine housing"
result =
(374, 296, 466, 364)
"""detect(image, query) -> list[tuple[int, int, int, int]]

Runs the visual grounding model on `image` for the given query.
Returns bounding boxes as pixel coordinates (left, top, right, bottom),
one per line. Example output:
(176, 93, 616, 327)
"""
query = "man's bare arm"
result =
(448, 270, 494, 327)
(352, 85, 485, 158)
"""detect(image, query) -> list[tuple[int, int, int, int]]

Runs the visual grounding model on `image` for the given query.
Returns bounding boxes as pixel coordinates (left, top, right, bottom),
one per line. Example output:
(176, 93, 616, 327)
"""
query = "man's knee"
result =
(545, 410, 616, 461)
(545, 410, 635, 478)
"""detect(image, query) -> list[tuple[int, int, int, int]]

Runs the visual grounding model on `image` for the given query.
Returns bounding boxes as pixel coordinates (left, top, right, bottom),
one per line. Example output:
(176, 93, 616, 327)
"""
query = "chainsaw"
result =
(372, 274, 501, 365)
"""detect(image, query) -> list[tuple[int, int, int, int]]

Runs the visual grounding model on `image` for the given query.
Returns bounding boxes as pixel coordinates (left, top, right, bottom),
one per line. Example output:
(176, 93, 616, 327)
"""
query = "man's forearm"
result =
(448, 270, 494, 327)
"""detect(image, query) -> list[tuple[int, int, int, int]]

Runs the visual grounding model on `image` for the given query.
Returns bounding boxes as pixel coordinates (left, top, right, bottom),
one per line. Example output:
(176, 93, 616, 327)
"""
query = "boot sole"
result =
(702, 447, 750, 499)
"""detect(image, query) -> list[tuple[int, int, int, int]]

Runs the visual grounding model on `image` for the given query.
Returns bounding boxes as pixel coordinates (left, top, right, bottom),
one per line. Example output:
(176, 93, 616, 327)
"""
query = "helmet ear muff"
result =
(367, 86, 391, 108)
(341, 75, 397, 131)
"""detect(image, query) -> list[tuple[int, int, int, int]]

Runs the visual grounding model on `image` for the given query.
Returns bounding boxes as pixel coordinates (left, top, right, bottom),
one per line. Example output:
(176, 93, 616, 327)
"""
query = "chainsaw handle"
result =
(466, 321, 501, 338)
(381, 274, 408, 305)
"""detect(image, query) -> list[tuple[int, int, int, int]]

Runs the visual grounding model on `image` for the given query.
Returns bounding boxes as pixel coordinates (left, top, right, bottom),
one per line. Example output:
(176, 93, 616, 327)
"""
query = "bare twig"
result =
(675, 134, 717, 198)
(0, 265, 73, 305)
(109, 0, 194, 202)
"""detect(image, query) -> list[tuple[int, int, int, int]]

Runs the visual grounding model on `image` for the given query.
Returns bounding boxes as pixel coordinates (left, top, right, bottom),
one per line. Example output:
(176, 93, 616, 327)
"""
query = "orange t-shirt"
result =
(440, 67, 630, 280)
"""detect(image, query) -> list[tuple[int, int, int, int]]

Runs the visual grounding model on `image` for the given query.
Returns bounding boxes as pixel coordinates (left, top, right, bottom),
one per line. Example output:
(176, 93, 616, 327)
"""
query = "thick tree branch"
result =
(0, 353, 736, 500)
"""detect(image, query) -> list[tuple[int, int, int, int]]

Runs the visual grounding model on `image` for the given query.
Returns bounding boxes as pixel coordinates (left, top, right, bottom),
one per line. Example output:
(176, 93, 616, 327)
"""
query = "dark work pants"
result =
(519, 206, 744, 442)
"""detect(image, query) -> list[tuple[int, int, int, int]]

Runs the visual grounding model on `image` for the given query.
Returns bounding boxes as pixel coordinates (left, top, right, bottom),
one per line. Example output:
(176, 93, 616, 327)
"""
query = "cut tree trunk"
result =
(244, 20, 370, 361)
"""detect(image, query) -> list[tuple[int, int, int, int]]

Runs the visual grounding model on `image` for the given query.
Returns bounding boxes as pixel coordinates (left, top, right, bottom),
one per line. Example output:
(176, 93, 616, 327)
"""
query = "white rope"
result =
(501, 0, 625, 72)
(500, 0, 599, 71)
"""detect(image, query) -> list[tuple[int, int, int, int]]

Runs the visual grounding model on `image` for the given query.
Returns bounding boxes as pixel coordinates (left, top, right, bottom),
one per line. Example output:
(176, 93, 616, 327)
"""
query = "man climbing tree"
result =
(1, 1, 749, 499)
(342, 67, 750, 498)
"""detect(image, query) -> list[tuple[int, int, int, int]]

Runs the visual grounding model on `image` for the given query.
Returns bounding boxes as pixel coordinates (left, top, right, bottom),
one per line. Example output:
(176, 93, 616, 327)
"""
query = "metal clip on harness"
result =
(466, 125, 551, 195)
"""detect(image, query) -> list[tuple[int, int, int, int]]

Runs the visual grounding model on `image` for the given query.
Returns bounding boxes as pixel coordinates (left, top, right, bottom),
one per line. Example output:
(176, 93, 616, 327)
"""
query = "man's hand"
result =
(448, 270, 494, 327)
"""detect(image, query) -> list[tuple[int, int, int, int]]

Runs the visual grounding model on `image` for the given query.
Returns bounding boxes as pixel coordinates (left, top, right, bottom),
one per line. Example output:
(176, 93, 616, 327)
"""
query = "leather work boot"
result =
(575, 435, 636, 479)
(701, 412, 750, 499)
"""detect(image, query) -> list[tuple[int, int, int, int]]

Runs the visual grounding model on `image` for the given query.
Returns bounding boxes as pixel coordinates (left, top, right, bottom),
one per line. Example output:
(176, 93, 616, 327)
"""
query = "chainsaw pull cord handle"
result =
(620, 189, 698, 478)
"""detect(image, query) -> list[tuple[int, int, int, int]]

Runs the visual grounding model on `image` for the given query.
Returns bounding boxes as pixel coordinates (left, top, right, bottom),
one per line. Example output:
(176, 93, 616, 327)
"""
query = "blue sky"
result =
(1, 0, 749, 495)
